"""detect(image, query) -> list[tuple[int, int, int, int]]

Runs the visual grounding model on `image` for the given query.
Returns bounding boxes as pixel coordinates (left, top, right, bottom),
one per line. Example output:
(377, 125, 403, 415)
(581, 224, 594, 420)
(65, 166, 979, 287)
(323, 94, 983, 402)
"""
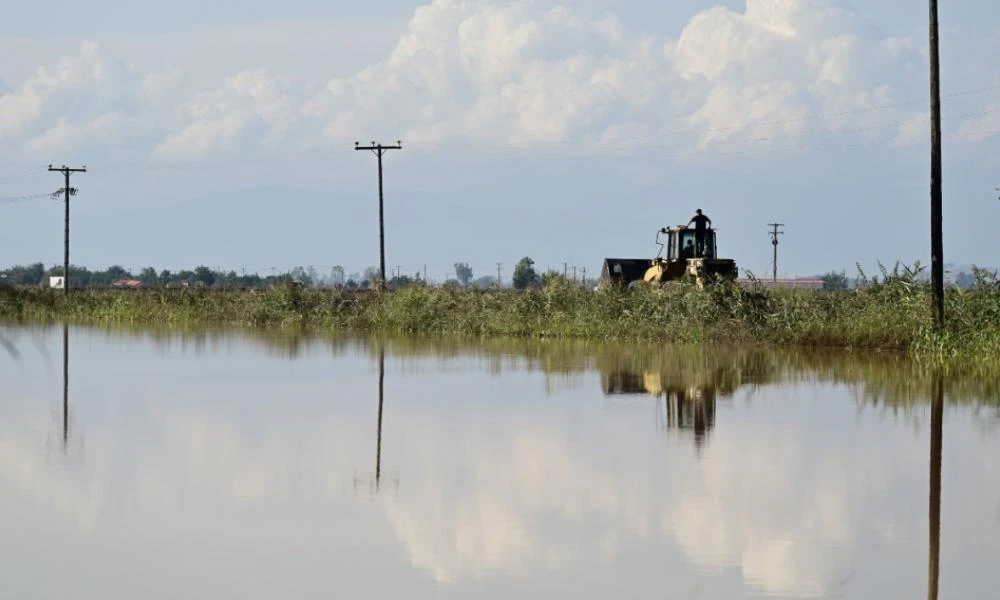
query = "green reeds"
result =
(2, 263, 998, 361)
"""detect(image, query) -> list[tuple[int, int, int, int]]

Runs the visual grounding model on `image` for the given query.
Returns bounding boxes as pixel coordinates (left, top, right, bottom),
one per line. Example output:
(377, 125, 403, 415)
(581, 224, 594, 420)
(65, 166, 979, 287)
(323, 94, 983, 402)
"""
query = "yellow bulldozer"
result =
(600, 224, 738, 288)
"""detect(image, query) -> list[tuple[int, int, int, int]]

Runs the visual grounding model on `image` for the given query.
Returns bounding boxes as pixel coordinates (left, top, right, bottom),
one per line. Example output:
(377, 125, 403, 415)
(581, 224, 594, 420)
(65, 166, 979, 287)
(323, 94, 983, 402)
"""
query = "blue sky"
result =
(1, 0, 998, 281)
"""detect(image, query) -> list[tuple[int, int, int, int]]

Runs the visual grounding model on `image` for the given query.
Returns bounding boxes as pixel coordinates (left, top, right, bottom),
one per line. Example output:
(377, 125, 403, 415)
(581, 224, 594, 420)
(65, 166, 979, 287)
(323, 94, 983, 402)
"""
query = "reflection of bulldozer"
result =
(601, 369, 735, 451)
(601, 225, 738, 288)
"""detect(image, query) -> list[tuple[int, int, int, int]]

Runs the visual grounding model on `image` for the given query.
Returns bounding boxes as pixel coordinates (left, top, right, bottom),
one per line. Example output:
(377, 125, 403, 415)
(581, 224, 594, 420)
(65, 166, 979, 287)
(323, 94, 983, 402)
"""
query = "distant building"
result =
(737, 278, 825, 290)
(111, 279, 143, 289)
(49, 276, 85, 289)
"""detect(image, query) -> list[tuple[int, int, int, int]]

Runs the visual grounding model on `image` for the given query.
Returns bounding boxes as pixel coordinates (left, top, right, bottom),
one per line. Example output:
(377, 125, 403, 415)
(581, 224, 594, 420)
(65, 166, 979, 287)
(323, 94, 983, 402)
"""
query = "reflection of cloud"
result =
(0, 412, 103, 532)
(1, 358, 998, 598)
(377, 387, 972, 597)
(0, 391, 374, 541)
(382, 424, 648, 583)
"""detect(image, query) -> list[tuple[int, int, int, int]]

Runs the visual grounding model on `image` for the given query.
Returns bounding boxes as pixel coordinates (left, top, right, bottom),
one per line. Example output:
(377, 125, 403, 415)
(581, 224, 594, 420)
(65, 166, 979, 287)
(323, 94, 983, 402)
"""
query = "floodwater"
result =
(1, 325, 998, 600)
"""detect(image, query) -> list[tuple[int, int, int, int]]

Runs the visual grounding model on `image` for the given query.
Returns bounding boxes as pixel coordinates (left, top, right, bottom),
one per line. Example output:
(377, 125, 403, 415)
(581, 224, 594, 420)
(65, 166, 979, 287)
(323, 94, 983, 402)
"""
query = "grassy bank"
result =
(2, 266, 999, 359)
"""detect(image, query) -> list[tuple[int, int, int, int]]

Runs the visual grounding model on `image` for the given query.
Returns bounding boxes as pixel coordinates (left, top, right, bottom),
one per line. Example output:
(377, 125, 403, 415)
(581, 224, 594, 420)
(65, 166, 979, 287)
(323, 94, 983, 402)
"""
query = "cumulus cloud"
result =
(0, 41, 179, 159)
(0, 1, 996, 163)
(152, 69, 311, 160)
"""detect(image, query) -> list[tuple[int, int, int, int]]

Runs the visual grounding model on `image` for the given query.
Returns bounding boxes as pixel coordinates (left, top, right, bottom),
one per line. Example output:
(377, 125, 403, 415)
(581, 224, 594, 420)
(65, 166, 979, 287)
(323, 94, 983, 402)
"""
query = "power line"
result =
(355, 141, 403, 289)
(0, 191, 61, 205)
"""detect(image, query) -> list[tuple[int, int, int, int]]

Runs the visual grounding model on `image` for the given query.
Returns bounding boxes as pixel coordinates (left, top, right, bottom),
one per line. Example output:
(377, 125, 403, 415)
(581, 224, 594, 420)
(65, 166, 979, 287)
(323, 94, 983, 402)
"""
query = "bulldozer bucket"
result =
(600, 258, 651, 287)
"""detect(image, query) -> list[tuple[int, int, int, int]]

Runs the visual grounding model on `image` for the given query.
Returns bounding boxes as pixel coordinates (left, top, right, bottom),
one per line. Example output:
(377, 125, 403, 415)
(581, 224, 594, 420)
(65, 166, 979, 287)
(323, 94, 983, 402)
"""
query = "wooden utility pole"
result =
(355, 141, 402, 290)
(929, 0, 944, 328)
(767, 223, 785, 282)
(48, 164, 86, 295)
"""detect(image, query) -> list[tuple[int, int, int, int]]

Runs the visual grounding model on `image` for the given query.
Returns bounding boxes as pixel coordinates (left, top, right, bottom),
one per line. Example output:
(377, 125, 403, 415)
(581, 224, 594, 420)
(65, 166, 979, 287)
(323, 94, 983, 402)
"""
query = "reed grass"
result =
(2, 263, 998, 361)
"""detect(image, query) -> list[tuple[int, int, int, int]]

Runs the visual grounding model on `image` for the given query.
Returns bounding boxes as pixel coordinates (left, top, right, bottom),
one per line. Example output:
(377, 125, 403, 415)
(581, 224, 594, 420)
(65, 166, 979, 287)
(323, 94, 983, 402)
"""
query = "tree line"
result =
(0, 258, 596, 290)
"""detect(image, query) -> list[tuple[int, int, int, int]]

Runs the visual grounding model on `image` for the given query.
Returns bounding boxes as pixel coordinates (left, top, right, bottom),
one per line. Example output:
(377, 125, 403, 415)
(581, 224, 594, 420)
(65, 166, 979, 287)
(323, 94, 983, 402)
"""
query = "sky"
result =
(1, 0, 998, 281)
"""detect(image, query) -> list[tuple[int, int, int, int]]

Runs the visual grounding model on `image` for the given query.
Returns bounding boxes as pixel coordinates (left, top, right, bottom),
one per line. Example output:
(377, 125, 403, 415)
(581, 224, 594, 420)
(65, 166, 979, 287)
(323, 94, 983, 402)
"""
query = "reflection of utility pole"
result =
(376, 347, 385, 491)
(62, 323, 69, 450)
(767, 223, 785, 282)
(48, 164, 86, 296)
(928, 373, 943, 600)
(355, 141, 403, 290)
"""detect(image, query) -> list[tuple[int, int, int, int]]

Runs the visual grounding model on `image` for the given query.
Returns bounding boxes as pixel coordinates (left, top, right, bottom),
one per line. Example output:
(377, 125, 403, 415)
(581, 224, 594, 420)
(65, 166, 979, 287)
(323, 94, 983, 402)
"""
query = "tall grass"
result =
(2, 262, 998, 360)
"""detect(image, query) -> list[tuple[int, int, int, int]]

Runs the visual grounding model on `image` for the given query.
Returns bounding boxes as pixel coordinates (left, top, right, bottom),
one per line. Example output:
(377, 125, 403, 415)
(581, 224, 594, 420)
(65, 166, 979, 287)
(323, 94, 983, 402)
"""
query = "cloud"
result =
(0, 1, 996, 164)
(152, 69, 310, 160)
(156, 0, 942, 158)
(0, 41, 178, 159)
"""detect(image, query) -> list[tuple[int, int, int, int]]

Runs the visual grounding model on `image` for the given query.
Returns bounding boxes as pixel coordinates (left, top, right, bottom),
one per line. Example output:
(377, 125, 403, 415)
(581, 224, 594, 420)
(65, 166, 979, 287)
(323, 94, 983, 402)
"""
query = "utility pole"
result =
(563, 262, 568, 277)
(581, 266, 586, 287)
(929, 0, 944, 328)
(767, 223, 785, 282)
(48, 164, 86, 295)
(423, 264, 427, 283)
(496, 262, 502, 288)
(355, 141, 403, 290)
(572, 266, 577, 282)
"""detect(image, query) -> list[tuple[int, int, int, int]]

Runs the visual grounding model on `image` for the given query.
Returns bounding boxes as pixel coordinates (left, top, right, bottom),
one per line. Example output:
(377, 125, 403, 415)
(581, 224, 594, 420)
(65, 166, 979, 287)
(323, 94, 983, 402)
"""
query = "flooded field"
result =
(1, 325, 998, 599)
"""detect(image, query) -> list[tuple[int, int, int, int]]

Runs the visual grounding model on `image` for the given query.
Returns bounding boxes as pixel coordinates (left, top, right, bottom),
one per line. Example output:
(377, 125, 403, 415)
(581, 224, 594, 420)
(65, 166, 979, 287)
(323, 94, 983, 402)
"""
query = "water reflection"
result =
(377, 346, 384, 490)
(62, 323, 69, 450)
(34, 323, 1000, 405)
(929, 374, 943, 600)
(601, 366, 727, 450)
(0, 325, 996, 600)
(354, 344, 397, 496)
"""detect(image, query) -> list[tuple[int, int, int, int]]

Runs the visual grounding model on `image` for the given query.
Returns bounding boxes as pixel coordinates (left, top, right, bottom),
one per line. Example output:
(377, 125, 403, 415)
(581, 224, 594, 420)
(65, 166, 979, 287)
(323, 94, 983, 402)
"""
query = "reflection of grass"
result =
(7, 321, 997, 408)
(2, 267, 999, 361)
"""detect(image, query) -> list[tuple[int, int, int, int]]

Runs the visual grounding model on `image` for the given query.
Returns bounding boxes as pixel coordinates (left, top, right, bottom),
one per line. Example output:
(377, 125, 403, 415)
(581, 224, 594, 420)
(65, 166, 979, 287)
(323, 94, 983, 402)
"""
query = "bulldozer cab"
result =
(664, 227, 716, 260)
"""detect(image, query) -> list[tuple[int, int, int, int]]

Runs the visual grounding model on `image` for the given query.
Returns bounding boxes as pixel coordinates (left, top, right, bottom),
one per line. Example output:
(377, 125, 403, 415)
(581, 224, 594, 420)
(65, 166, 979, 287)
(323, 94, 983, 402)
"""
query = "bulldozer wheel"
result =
(627, 280, 644, 290)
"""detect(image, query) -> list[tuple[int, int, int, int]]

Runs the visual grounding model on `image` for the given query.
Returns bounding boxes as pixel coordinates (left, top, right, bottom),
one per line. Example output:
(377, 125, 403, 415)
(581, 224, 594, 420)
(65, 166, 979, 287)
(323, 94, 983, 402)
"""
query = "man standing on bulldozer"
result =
(687, 209, 712, 257)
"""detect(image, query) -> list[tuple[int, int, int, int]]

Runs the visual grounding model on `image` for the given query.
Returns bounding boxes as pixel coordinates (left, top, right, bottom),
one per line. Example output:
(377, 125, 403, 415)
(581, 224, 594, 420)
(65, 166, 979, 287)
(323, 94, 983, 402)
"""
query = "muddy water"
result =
(1, 325, 998, 599)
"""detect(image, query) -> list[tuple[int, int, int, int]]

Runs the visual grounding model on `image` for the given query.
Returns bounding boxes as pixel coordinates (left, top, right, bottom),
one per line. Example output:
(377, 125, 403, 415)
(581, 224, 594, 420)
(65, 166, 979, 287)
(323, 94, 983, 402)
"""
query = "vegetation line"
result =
(2, 264, 998, 361)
